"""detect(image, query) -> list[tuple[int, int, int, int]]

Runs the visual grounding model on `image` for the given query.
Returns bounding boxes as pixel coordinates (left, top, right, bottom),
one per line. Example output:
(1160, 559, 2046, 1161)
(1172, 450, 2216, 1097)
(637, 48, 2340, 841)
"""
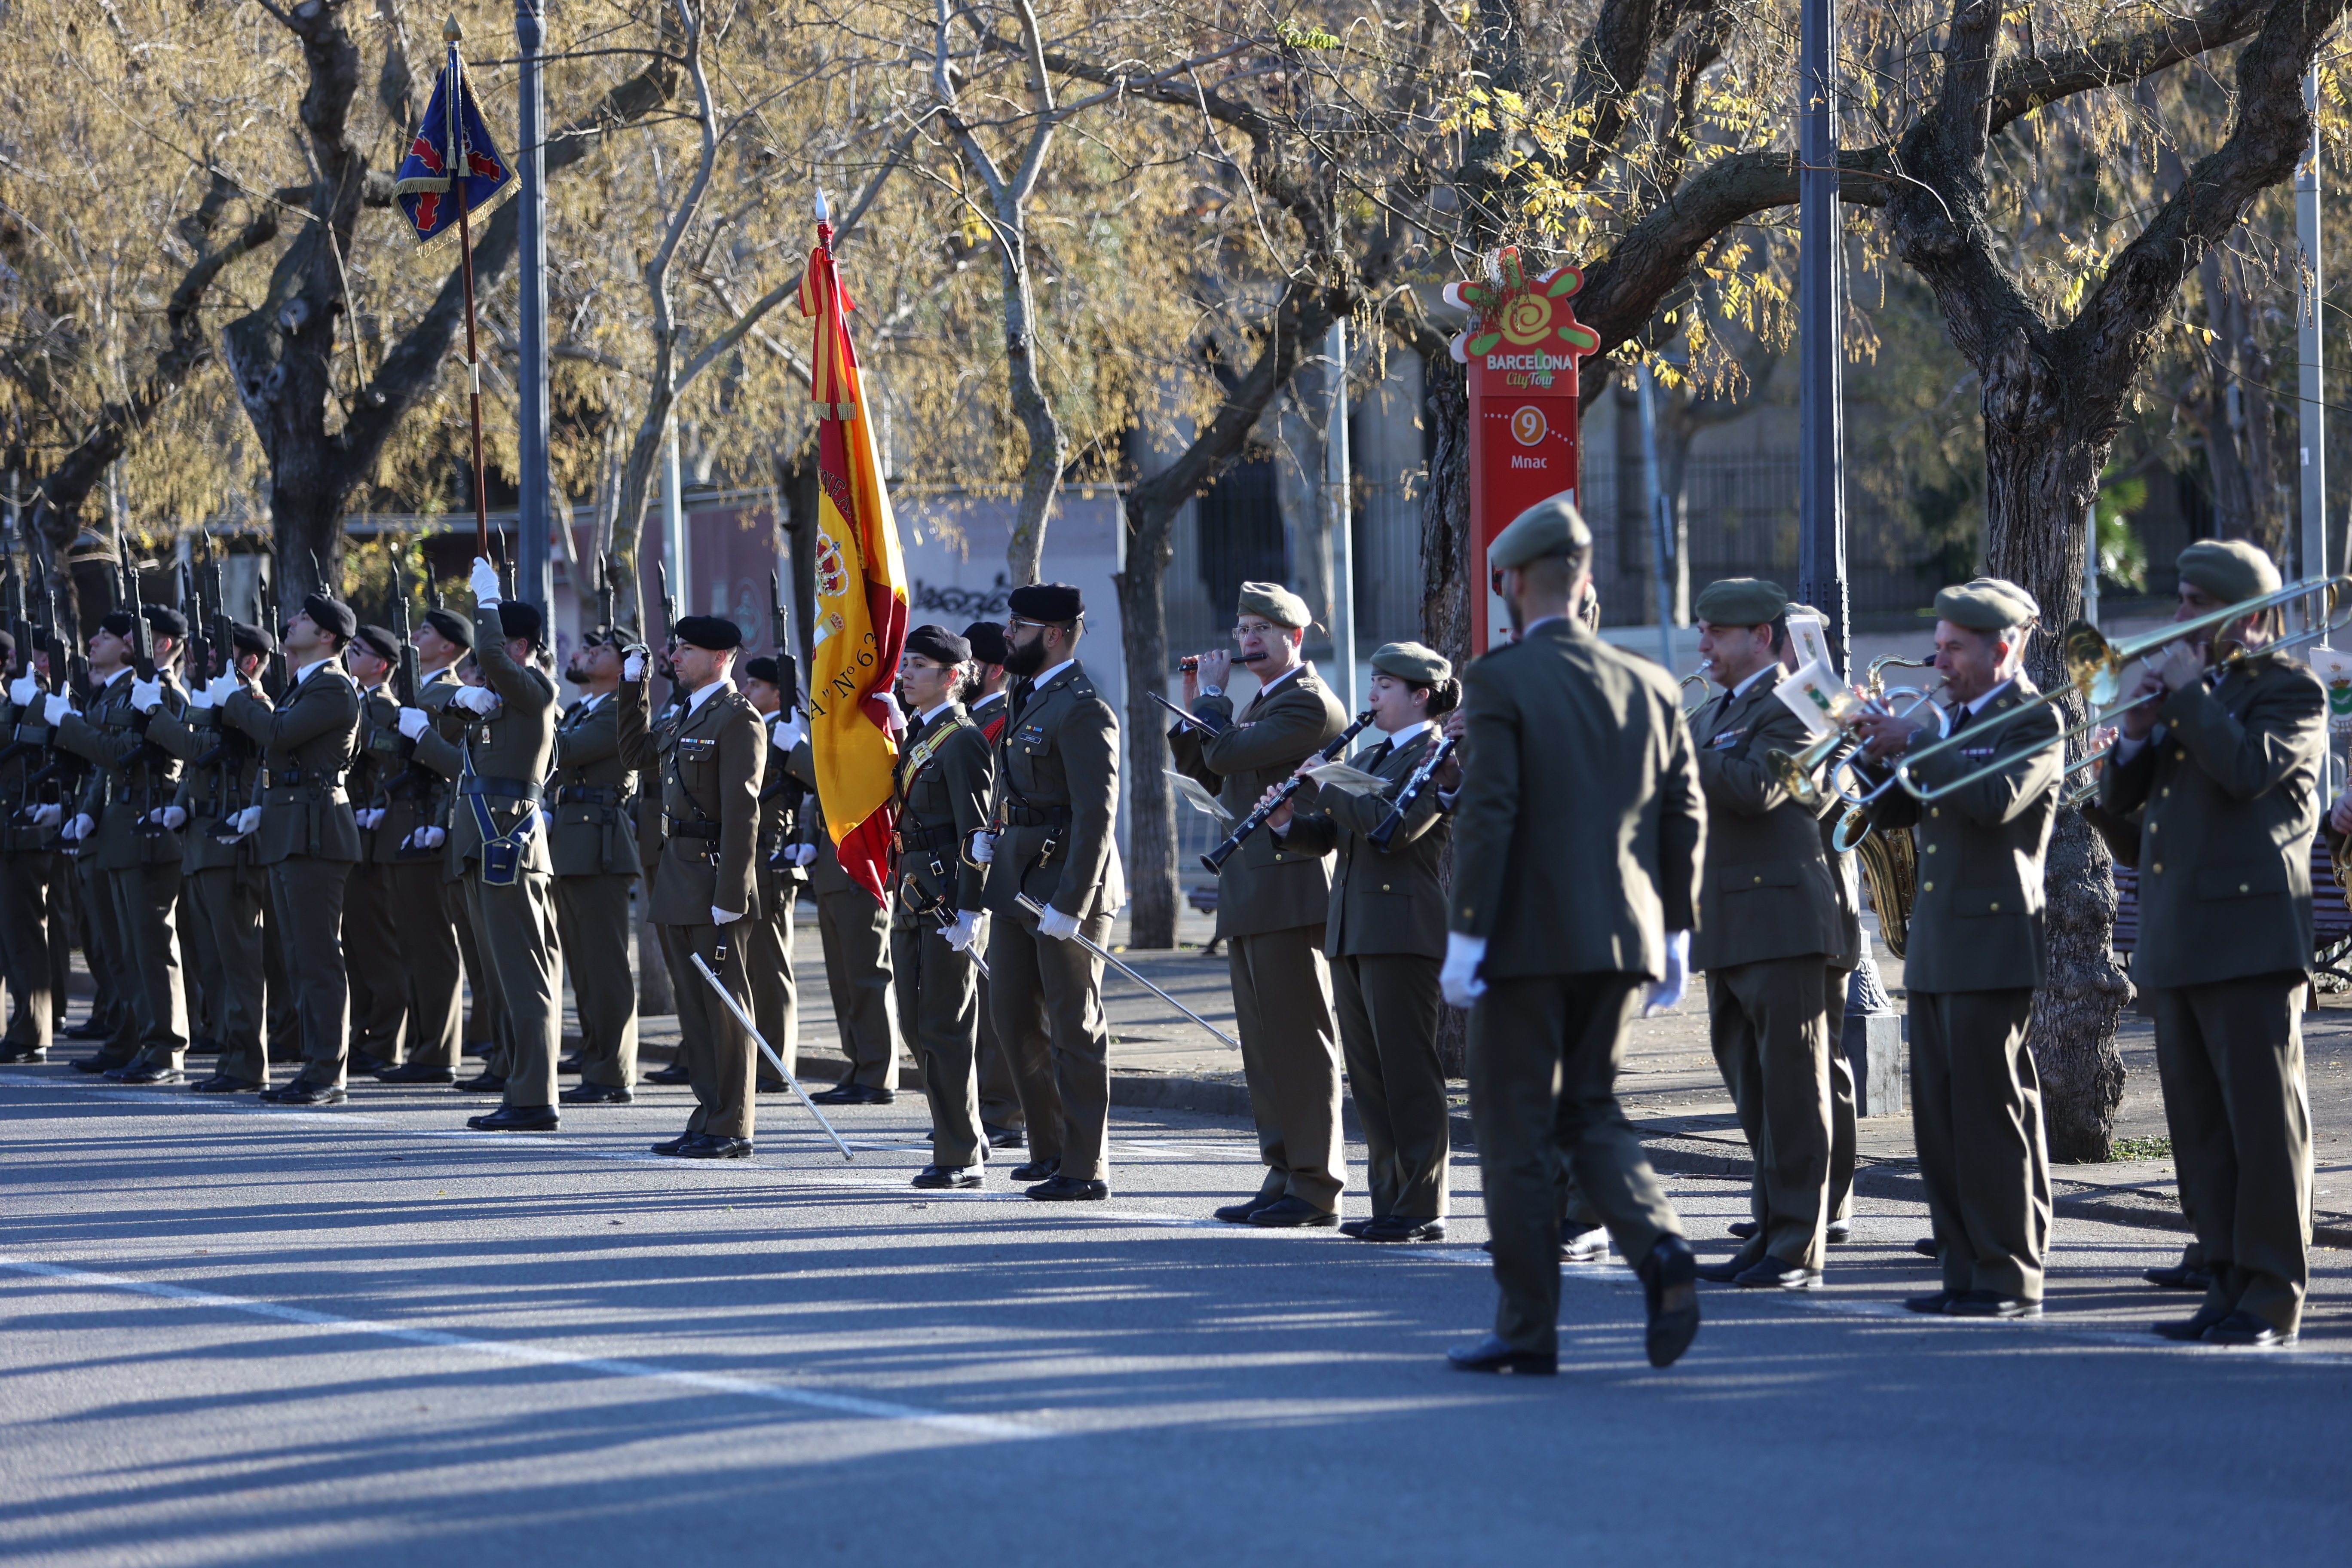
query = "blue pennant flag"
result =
(392, 47, 511, 245)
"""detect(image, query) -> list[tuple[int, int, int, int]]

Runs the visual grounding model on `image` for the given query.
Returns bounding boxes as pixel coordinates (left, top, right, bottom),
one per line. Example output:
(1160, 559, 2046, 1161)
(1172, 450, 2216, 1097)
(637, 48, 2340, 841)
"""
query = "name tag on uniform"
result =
(677, 736, 716, 760)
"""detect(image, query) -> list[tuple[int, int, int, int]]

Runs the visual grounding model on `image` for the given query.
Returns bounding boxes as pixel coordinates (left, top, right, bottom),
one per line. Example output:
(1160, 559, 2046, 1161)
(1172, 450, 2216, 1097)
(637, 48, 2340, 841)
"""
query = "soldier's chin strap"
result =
(689, 952, 854, 1161)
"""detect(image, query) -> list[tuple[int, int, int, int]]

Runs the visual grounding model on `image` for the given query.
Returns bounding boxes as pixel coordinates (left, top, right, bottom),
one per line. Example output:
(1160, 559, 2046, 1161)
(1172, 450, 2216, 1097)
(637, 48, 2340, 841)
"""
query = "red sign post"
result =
(1442, 250, 1600, 652)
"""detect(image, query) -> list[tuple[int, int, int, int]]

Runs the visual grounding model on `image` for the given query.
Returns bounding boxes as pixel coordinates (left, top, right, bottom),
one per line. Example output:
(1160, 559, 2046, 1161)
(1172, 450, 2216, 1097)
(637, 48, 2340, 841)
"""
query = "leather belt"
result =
(461, 775, 543, 804)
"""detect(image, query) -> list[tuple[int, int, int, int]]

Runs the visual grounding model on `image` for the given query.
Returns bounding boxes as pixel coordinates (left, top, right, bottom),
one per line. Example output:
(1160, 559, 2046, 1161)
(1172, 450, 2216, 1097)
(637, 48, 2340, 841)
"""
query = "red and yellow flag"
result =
(796, 207, 908, 903)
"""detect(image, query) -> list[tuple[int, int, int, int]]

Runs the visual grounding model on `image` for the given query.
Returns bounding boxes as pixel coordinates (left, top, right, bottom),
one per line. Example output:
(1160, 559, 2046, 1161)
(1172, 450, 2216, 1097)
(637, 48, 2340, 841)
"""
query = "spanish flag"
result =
(796, 199, 908, 903)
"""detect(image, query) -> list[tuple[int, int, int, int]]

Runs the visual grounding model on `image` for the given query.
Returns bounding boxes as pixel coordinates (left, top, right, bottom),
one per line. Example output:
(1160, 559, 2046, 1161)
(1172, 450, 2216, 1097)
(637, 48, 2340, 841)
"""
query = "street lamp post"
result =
(1796, 0, 1847, 675)
(515, 0, 551, 614)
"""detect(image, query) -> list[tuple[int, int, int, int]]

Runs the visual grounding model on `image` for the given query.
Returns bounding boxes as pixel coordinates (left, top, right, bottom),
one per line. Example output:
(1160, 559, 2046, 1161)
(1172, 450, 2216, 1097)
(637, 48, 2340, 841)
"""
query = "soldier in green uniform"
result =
(737, 656, 806, 1089)
(342, 625, 410, 1073)
(413, 607, 497, 1077)
(973, 582, 1124, 1202)
(638, 642, 695, 1085)
(364, 626, 465, 1088)
(1441, 498, 1704, 1375)
(549, 629, 640, 1103)
(960, 619, 1025, 1149)
(1266, 641, 1457, 1242)
(616, 615, 766, 1158)
(793, 767, 901, 1105)
(1170, 582, 1350, 1227)
(1855, 577, 2061, 1320)
(889, 625, 993, 1187)
(0, 632, 59, 1063)
(2121, 541, 2326, 1348)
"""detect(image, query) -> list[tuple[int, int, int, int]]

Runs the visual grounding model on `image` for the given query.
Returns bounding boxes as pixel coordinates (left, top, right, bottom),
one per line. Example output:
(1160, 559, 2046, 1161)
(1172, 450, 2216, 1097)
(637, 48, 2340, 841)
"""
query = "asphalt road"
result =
(3, 1066, 2347, 1566)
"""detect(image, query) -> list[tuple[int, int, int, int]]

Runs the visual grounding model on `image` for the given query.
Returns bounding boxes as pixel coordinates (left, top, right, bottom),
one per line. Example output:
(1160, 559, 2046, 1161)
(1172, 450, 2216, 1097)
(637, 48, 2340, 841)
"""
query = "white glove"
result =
(772, 711, 808, 752)
(785, 842, 817, 868)
(396, 707, 430, 740)
(187, 684, 214, 710)
(9, 674, 40, 707)
(1642, 929, 1692, 1017)
(450, 685, 501, 715)
(877, 689, 906, 735)
(404, 825, 447, 851)
(967, 829, 995, 865)
(28, 803, 61, 828)
(355, 807, 386, 830)
(61, 812, 93, 842)
(147, 805, 187, 831)
(943, 910, 986, 954)
(1035, 903, 1080, 942)
(470, 555, 501, 606)
(1440, 931, 1488, 1009)
(205, 675, 241, 705)
(129, 676, 164, 714)
(42, 694, 73, 727)
(711, 905, 744, 926)
(229, 806, 263, 839)
(623, 649, 646, 681)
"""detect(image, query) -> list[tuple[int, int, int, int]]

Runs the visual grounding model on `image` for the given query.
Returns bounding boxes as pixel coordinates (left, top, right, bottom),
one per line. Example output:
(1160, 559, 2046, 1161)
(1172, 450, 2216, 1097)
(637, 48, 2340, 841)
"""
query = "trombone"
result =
(1890, 574, 2352, 804)
(1679, 660, 1714, 715)
(1765, 657, 1945, 814)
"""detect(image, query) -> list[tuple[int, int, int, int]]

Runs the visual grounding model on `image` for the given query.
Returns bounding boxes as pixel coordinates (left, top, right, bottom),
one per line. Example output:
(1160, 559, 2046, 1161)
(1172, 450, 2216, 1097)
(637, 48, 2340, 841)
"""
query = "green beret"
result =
(1369, 640, 1451, 686)
(1488, 496, 1592, 570)
(2176, 539, 2280, 604)
(1934, 576, 2040, 633)
(1237, 580, 1311, 629)
(1693, 577, 1788, 628)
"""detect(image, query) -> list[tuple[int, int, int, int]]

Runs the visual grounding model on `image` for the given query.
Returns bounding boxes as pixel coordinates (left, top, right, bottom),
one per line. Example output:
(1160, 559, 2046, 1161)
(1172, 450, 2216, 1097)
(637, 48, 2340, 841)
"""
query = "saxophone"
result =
(1831, 653, 1937, 958)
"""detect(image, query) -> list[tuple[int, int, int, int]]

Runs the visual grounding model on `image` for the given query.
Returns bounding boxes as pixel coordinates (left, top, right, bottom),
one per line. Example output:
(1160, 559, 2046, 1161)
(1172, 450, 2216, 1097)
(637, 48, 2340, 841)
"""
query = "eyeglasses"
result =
(1231, 622, 1280, 640)
(1008, 616, 1047, 631)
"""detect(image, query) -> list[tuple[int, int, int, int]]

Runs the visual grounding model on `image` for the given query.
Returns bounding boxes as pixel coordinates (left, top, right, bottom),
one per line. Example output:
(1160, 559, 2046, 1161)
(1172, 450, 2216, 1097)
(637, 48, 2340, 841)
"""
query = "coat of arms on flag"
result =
(393, 51, 512, 245)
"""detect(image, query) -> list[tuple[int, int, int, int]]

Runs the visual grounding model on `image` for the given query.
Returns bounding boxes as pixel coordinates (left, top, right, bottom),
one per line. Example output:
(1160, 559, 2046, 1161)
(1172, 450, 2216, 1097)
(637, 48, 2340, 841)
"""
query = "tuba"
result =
(1849, 812, 1919, 958)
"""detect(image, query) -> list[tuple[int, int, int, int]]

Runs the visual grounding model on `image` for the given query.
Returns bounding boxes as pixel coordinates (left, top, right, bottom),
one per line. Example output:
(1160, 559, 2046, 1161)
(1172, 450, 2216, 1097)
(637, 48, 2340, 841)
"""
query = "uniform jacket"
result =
(891, 701, 991, 929)
(0, 688, 61, 855)
(1449, 617, 1703, 981)
(971, 689, 1011, 744)
(1168, 664, 1349, 939)
(58, 667, 187, 870)
(749, 711, 806, 919)
(548, 690, 638, 878)
(1866, 675, 2062, 992)
(1688, 665, 1846, 971)
(636, 692, 686, 877)
(221, 660, 363, 865)
(152, 692, 260, 873)
(2107, 650, 2326, 986)
(982, 658, 1124, 921)
(1280, 723, 1449, 960)
(441, 606, 558, 879)
(616, 675, 763, 923)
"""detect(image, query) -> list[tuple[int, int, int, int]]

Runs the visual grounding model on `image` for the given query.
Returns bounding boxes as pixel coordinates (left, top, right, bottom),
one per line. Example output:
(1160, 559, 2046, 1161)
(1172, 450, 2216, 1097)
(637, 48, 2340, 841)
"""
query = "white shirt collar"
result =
(99, 665, 132, 689)
(1375, 717, 1435, 745)
(972, 689, 1005, 709)
(423, 663, 458, 685)
(1965, 676, 2016, 717)
(1726, 662, 1775, 701)
(294, 656, 338, 686)
(686, 677, 729, 715)
(1254, 661, 1307, 698)
(575, 690, 608, 713)
(918, 698, 957, 726)
(1029, 658, 1076, 691)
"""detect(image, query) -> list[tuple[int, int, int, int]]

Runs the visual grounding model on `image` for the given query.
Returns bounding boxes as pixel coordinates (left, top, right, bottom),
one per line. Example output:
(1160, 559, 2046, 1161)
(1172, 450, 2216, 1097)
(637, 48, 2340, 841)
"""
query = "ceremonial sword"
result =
(690, 952, 855, 1161)
(1014, 894, 1240, 1049)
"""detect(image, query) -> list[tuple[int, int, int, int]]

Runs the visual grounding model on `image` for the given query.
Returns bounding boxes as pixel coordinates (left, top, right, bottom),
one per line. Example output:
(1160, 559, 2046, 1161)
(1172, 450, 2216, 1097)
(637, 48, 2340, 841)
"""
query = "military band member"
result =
(1786, 603, 1863, 1246)
(1268, 641, 1457, 1243)
(791, 763, 901, 1106)
(2120, 541, 2325, 1348)
(548, 630, 641, 1103)
(343, 626, 410, 1074)
(959, 618, 1024, 1148)
(737, 657, 807, 1089)
(890, 625, 993, 1187)
(1441, 498, 1703, 1375)
(1170, 582, 1350, 1227)
(0, 633, 59, 1063)
(1683, 579, 1841, 1290)
(1855, 577, 2060, 1319)
(972, 582, 1124, 1201)
(617, 616, 766, 1158)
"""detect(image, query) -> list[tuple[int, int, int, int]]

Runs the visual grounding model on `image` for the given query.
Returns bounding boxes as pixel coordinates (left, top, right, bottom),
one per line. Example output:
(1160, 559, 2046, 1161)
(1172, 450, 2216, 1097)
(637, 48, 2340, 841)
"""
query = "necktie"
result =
(1361, 739, 1393, 771)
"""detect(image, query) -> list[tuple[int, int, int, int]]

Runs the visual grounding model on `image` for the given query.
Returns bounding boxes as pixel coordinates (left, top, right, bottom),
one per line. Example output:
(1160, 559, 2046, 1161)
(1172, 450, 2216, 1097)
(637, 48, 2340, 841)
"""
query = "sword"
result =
(1014, 894, 1240, 1049)
(689, 952, 855, 1161)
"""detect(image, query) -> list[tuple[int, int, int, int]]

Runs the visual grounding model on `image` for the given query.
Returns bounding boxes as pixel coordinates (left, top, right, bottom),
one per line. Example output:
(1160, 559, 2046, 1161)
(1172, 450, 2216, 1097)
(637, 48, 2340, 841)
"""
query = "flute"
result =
(1180, 651, 1270, 673)
(1365, 734, 1456, 851)
(1199, 709, 1375, 874)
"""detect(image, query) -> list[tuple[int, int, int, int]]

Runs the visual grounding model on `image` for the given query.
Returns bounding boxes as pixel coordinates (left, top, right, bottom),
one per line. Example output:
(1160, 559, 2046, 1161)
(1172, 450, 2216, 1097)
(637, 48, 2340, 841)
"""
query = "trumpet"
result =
(1679, 660, 1714, 715)
(1828, 655, 1944, 851)
(1890, 574, 2352, 804)
(1765, 659, 1946, 813)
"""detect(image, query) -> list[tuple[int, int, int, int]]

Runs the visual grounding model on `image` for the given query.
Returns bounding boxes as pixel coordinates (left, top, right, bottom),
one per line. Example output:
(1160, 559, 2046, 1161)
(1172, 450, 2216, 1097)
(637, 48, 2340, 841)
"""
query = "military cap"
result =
(300, 593, 357, 641)
(2176, 539, 2281, 605)
(674, 613, 742, 652)
(963, 620, 1011, 666)
(1694, 578, 1789, 628)
(741, 656, 780, 685)
(1370, 640, 1452, 686)
(1237, 581, 1312, 629)
(98, 603, 189, 640)
(1933, 576, 2040, 634)
(230, 621, 277, 658)
(1488, 495, 1593, 570)
(423, 606, 474, 649)
(905, 624, 971, 665)
(353, 624, 402, 664)
(494, 599, 544, 646)
(1007, 582, 1084, 622)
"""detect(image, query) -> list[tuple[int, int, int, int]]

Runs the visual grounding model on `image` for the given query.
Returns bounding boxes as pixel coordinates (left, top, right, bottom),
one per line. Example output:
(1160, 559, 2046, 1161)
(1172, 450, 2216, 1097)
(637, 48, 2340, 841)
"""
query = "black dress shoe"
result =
(557, 1053, 584, 1075)
(1250, 1197, 1340, 1228)
(1340, 1218, 1378, 1239)
(190, 1073, 262, 1094)
(1446, 1334, 1556, 1376)
(677, 1134, 752, 1159)
(1826, 1221, 1852, 1244)
(188, 1036, 224, 1056)
(0, 1043, 46, 1063)
(1359, 1216, 1446, 1243)
(348, 1052, 393, 1077)
(1561, 1224, 1611, 1263)
(2202, 1310, 2294, 1347)
(1913, 1237, 1940, 1259)
(2144, 1264, 2213, 1291)
(456, 1070, 506, 1093)
(261, 1079, 347, 1106)
(1694, 1255, 1754, 1284)
(1727, 1220, 1759, 1241)
(1905, 1291, 1959, 1314)
(376, 1062, 457, 1085)
(1638, 1237, 1702, 1369)
(1946, 1291, 2039, 1319)
(71, 1056, 117, 1074)
(466, 1103, 560, 1132)
(560, 1082, 635, 1105)
(650, 1132, 697, 1156)
(984, 1124, 1026, 1150)
(63, 1019, 112, 1041)
(1213, 1191, 1283, 1224)
(809, 1081, 895, 1105)
(1734, 1256, 1824, 1289)
(2154, 1307, 2233, 1341)
(1011, 1155, 1061, 1182)
(1026, 1174, 1109, 1201)
(646, 1060, 692, 1084)
(755, 1078, 790, 1094)
(913, 1164, 983, 1189)
(115, 1064, 185, 1086)
(101, 1064, 134, 1081)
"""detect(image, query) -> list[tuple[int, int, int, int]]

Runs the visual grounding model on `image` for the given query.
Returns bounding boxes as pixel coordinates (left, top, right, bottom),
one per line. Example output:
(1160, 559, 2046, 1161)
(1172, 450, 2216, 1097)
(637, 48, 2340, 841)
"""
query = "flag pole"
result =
(446, 16, 492, 564)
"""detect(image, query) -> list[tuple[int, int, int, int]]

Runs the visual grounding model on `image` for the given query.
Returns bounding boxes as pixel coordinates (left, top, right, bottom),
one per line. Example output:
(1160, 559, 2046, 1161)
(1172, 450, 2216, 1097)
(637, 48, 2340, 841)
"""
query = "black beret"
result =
(741, 656, 780, 684)
(230, 621, 277, 658)
(142, 603, 190, 640)
(97, 611, 134, 638)
(962, 621, 1011, 666)
(353, 624, 402, 664)
(674, 614, 742, 652)
(495, 600, 544, 646)
(301, 593, 357, 642)
(905, 624, 971, 664)
(423, 607, 475, 649)
(1007, 582, 1083, 622)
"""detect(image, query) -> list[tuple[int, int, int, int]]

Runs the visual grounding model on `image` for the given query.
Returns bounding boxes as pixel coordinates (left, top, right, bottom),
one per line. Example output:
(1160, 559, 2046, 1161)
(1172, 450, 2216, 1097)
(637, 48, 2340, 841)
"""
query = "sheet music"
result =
(1303, 760, 1390, 796)
(1165, 769, 1234, 822)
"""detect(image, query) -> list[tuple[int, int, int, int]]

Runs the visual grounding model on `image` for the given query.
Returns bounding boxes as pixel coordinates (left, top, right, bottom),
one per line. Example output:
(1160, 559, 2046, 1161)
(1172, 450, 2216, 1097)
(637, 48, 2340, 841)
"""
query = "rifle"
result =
(180, 557, 210, 697)
(769, 569, 802, 705)
(594, 551, 616, 641)
(255, 555, 289, 699)
(117, 524, 155, 683)
(655, 559, 677, 641)
(389, 554, 419, 707)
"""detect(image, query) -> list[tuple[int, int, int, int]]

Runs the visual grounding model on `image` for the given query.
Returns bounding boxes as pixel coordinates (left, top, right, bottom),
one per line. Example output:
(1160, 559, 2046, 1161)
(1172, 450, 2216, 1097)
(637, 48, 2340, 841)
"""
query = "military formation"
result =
(0, 499, 2329, 1370)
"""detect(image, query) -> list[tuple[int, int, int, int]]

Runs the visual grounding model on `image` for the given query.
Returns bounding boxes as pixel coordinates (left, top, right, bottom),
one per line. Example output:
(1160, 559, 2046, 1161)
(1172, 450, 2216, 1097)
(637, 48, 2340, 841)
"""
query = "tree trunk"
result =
(1001, 248, 1064, 585)
(1115, 490, 1179, 948)
(1419, 349, 1473, 1076)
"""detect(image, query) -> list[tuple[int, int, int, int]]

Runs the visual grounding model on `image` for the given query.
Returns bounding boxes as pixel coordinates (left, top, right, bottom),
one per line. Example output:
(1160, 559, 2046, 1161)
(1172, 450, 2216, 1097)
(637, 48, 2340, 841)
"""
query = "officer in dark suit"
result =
(1856, 578, 2060, 1319)
(2119, 541, 2326, 1348)
(960, 618, 1025, 1149)
(1441, 498, 1704, 1375)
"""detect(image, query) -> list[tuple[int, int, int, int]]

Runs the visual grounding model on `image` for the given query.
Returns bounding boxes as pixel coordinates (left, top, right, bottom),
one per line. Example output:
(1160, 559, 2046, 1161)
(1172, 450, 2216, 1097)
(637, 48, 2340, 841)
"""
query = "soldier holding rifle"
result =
(548, 625, 642, 1103)
(0, 615, 58, 1063)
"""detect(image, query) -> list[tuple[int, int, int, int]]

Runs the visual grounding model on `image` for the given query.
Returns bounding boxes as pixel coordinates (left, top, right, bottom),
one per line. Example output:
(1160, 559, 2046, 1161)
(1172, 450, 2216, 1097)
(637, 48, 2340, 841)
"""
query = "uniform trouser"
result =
(79, 855, 135, 1067)
(990, 908, 1114, 1183)
(1825, 963, 1859, 1224)
(267, 857, 352, 1085)
(1333, 952, 1449, 1220)
(1229, 924, 1346, 1212)
(554, 872, 639, 1087)
(817, 887, 898, 1089)
(975, 969, 1025, 1133)
(743, 898, 798, 1082)
(106, 860, 187, 1071)
(187, 865, 267, 1084)
(2148, 975, 2312, 1335)
(1910, 987, 2051, 1302)
(344, 860, 405, 1062)
(0, 850, 54, 1047)
(893, 920, 982, 1167)
(657, 921, 755, 1139)
(1707, 956, 1834, 1269)
(1471, 973, 1684, 1357)
(445, 873, 505, 1061)
(386, 859, 461, 1069)
(261, 879, 300, 1061)
(467, 870, 561, 1109)
(181, 861, 224, 1047)
(45, 867, 72, 1030)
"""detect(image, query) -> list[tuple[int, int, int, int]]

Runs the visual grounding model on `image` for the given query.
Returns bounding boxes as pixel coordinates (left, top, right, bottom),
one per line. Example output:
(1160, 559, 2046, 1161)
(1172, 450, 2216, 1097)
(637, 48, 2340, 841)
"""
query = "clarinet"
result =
(1199, 709, 1375, 874)
(1365, 733, 1456, 851)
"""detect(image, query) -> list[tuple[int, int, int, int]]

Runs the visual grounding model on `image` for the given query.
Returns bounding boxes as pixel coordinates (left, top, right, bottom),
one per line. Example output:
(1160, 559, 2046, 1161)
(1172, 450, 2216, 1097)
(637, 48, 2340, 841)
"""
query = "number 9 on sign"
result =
(1510, 406, 1548, 447)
